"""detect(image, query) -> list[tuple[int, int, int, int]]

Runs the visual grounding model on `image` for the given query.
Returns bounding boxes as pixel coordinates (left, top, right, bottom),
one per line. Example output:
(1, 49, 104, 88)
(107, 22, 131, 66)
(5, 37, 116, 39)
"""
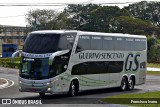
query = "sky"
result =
(0, 0, 159, 27)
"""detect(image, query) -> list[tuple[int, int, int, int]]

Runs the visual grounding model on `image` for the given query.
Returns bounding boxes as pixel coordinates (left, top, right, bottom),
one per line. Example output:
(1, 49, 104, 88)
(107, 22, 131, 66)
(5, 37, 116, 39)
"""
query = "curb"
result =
(147, 67, 160, 71)
(0, 78, 9, 89)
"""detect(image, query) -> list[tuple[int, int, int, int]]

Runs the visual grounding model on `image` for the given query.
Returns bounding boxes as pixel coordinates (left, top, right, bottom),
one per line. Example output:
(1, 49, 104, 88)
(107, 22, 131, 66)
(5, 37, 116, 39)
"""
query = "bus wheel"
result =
(39, 92, 45, 97)
(68, 81, 76, 97)
(128, 77, 134, 90)
(120, 77, 128, 91)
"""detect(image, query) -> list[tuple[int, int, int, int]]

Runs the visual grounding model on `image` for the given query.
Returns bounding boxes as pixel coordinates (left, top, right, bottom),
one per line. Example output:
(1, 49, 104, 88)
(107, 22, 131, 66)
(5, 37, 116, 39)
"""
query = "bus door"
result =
(50, 60, 68, 92)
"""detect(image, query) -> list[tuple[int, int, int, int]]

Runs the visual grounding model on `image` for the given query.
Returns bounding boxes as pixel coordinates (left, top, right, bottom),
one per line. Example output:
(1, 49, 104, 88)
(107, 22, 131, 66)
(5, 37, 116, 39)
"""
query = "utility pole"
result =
(33, 15, 37, 31)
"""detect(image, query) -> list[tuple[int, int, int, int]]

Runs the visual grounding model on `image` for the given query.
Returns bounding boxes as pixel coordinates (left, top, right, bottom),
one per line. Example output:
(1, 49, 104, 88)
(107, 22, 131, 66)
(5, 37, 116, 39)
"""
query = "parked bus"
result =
(12, 30, 147, 97)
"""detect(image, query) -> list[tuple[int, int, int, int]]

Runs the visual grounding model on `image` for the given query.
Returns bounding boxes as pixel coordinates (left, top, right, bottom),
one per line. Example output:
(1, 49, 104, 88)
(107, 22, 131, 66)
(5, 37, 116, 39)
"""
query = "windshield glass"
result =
(20, 58, 68, 80)
(20, 58, 50, 80)
(23, 33, 60, 54)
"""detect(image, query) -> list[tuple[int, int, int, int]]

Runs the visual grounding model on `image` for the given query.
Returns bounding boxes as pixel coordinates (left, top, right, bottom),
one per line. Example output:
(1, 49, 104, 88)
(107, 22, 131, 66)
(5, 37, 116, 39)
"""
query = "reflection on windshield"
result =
(20, 58, 68, 80)
(20, 58, 50, 80)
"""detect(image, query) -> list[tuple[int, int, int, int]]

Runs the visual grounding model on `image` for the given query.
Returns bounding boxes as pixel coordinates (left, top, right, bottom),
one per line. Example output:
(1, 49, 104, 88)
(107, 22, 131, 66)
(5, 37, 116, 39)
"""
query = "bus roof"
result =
(31, 30, 78, 34)
(78, 31, 146, 38)
(31, 30, 146, 39)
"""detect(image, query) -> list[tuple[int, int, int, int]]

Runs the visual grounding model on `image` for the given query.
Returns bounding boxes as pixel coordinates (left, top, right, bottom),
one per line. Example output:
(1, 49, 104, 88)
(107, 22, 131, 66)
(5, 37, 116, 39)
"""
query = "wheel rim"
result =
(121, 79, 126, 90)
(71, 83, 75, 96)
(129, 79, 133, 89)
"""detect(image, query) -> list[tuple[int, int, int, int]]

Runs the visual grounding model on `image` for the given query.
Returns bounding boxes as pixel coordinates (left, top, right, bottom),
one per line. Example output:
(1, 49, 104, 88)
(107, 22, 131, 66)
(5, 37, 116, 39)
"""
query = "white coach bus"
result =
(12, 30, 147, 97)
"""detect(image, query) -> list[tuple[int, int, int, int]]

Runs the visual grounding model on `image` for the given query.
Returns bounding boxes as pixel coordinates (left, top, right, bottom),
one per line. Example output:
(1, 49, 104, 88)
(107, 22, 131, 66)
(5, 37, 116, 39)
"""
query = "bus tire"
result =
(120, 77, 128, 91)
(128, 77, 134, 90)
(39, 92, 45, 97)
(68, 81, 77, 97)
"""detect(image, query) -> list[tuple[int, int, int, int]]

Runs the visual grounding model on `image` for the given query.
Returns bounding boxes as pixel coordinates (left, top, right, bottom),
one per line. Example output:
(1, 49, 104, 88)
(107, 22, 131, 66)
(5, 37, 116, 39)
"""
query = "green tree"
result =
(65, 4, 100, 30)
(54, 12, 70, 30)
(88, 6, 130, 32)
(26, 9, 59, 30)
(147, 36, 156, 50)
(149, 44, 160, 62)
(113, 16, 157, 35)
(65, 4, 130, 32)
(125, 1, 160, 26)
(147, 36, 156, 62)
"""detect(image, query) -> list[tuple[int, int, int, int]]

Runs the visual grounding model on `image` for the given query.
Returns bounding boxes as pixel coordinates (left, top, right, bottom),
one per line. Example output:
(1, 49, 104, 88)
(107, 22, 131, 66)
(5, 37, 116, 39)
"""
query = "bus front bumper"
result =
(19, 78, 53, 93)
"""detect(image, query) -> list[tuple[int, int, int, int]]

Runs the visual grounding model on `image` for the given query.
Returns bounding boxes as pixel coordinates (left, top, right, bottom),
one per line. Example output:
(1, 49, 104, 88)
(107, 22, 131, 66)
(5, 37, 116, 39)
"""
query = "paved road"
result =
(0, 67, 160, 106)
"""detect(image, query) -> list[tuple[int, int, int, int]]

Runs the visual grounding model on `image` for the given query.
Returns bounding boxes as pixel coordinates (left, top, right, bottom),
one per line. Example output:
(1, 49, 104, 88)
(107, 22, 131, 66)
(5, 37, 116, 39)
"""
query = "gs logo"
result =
(125, 53, 140, 71)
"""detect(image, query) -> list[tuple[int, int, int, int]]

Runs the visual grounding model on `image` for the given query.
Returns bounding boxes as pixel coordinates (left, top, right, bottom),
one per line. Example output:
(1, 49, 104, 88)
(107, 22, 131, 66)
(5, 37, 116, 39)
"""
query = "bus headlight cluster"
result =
(47, 88, 51, 91)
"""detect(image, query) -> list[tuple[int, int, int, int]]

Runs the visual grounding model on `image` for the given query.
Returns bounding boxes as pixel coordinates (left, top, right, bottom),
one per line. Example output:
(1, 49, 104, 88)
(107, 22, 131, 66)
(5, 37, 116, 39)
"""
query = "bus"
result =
(12, 30, 147, 97)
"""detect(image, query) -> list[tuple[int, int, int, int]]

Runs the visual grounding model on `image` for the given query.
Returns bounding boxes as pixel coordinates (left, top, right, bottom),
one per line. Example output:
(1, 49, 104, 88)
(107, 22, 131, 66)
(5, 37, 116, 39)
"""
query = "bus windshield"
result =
(20, 58, 68, 80)
(20, 58, 50, 80)
(23, 33, 60, 54)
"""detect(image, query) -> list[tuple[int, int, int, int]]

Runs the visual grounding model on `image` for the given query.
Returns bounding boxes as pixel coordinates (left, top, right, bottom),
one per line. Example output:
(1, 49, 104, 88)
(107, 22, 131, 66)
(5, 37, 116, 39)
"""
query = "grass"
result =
(101, 91, 160, 107)
(147, 63, 160, 68)
(147, 71, 160, 75)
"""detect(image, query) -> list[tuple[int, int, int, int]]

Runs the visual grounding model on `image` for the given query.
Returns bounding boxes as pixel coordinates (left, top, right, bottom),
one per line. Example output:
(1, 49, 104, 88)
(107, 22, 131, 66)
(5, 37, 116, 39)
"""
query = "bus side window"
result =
(125, 38, 134, 51)
(51, 61, 68, 77)
(58, 34, 76, 50)
(103, 37, 114, 50)
(91, 36, 102, 50)
(114, 37, 125, 50)
(134, 38, 146, 51)
(108, 61, 123, 73)
(76, 35, 90, 52)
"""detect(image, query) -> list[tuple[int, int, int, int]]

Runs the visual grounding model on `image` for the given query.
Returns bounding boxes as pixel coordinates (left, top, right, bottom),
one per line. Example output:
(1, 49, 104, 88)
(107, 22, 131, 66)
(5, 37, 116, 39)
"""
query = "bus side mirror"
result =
(11, 50, 22, 63)
(49, 50, 69, 65)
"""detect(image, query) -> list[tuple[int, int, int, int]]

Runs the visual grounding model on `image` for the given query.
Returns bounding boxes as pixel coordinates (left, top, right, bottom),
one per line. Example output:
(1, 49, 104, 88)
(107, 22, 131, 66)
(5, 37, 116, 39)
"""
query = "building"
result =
(0, 25, 31, 49)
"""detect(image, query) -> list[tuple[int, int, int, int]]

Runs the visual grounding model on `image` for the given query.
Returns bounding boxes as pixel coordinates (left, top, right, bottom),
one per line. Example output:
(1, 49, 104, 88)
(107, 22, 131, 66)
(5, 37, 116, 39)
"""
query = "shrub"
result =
(0, 57, 21, 69)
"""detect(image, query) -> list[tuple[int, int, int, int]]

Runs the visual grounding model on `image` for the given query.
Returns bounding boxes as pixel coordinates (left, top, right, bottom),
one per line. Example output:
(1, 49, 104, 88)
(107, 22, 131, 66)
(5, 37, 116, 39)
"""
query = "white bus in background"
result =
(12, 30, 147, 97)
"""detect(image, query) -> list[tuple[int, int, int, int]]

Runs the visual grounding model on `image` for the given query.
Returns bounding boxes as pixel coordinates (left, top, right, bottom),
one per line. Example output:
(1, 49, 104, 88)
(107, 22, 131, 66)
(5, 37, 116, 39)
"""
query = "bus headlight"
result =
(47, 88, 51, 91)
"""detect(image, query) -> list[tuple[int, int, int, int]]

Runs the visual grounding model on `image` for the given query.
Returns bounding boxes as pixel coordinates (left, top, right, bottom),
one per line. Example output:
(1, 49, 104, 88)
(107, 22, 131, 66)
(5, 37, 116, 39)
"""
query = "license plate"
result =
(30, 89, 37, 92)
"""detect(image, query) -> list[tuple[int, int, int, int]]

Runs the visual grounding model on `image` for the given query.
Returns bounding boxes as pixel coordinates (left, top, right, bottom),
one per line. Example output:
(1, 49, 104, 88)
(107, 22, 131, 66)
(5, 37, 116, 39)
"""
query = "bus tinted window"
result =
(91, 36, 102, 50)
(23, 34, 60, 54)
(125, 38, 134, 51)
(135, 38, 146, 51)
(58, 33, 76, 50)
(103, 37, 114, 50)
(50, 61, 68, 77)
(108, 61, 123, 73)
(76, 35, 146, 51)
(72, 61, 123, 75)
(114, 37, 125, 50)
(76, 35, 90, 52)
